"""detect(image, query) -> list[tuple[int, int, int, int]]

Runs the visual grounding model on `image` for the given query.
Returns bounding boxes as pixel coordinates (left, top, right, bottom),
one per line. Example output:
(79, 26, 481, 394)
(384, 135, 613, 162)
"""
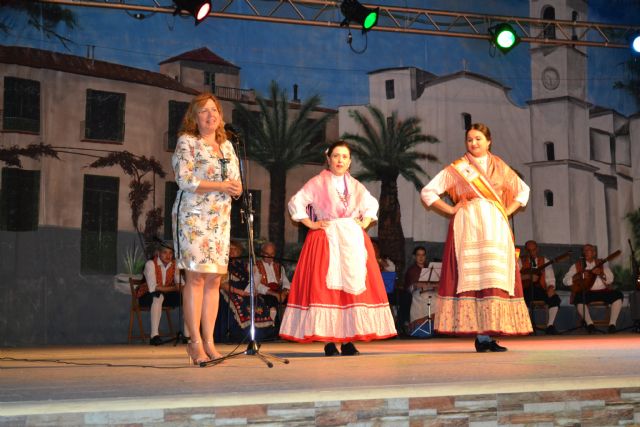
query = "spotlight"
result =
(632, 33, 640, 54)
(340, 0, 379, 34)
(173, 0, 211, 25)
(489, 23, 520, 54)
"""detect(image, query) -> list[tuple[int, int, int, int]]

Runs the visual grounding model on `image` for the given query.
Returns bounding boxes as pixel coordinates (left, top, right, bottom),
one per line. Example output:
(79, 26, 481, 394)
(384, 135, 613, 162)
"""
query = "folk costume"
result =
(421, 153, 532, 335)
(279, 170, 397, 342)
(562, 259, 622, 329)
(222, 257, 274, 329)
(519, 255, 561, 327)
(140, 256, 183, 340)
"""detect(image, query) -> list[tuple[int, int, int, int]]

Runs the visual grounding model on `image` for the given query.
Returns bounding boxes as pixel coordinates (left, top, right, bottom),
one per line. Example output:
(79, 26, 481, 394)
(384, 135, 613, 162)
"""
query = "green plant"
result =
(612, 264, 635, 291)
(123, 245, 146, 275)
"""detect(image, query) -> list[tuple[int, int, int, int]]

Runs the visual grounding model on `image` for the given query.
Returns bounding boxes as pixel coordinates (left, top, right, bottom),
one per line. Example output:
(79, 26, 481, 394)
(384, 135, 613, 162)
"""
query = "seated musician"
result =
(372, 239, 396, 273)
(562, 244, 623, 334)
(405, 246, 438, 324)
(252, 241, 290, 321)
(220, 241, 275, 329)
(518, 240, 561, 335)
(139, 244, 184, 346)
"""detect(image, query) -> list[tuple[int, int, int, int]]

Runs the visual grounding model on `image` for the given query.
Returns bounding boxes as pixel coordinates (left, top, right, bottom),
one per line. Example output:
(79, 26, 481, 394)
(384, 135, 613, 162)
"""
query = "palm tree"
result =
(233, 81, 334, 254)
(342, 105, 439, 274)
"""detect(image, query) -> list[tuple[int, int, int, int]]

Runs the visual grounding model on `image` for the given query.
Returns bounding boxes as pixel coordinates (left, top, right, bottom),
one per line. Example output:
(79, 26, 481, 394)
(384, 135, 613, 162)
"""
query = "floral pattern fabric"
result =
(171, 134, 240, 273)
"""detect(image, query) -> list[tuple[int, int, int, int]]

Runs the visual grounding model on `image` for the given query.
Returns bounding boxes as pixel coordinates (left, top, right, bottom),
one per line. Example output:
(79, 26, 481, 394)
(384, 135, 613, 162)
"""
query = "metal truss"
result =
(36, 0, 640, 49)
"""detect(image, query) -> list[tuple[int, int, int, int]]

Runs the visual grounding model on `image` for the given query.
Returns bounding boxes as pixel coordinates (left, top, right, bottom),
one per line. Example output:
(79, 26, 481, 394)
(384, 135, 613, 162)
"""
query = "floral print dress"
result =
(172, 134, 240, 274)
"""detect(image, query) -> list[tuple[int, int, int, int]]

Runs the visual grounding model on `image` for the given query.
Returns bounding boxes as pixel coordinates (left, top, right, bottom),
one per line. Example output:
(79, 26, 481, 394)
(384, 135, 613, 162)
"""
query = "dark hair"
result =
(466, 123, 492, 141)
(413, 246, 427, 255)
(326, 140, 351, 158)
(525, 240, 537, 247)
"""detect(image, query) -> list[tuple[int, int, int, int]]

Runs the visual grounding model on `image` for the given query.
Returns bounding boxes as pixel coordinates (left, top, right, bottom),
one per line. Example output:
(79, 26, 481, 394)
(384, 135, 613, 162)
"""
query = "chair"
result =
(128, 277, 175, 343)
(531, 300, 548, 331)
(587, 301, 611, 327)
(574, 301, 611, 329)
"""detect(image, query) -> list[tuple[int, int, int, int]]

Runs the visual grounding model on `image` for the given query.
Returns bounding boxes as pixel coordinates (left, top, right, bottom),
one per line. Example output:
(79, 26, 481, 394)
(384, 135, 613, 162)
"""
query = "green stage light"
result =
(489, 23, 520, 54)
(340, 0, 379, 34)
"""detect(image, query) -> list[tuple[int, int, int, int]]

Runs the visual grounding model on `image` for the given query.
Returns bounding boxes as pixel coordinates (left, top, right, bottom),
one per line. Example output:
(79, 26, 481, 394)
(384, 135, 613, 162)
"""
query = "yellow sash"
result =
(450, 157, 520, 258)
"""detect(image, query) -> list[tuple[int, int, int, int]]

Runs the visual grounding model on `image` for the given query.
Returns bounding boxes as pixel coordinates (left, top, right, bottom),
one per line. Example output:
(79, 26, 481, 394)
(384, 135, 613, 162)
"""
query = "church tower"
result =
(527, 0, 598, 246)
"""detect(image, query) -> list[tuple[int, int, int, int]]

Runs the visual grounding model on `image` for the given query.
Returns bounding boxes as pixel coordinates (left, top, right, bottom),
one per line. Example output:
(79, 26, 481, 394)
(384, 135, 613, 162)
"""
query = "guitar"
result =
(520, 251, 571, 289)
(570, 249, 621, 295)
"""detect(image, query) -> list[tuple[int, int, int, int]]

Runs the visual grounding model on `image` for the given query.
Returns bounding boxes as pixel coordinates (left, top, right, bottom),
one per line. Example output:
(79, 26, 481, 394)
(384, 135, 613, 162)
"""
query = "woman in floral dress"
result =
(172, 93, 242, 365)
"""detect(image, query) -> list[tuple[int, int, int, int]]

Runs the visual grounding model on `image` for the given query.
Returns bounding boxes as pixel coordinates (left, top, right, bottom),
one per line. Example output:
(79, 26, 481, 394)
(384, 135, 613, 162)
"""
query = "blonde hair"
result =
(179, 92, 227, 144)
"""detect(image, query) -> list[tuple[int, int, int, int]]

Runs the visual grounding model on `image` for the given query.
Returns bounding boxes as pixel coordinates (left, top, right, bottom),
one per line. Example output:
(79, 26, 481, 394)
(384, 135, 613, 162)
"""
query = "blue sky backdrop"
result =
(2, 0, 639, 114)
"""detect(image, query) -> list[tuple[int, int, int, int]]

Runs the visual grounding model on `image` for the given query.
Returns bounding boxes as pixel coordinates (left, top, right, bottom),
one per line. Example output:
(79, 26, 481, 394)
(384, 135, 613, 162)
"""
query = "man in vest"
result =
(562, 244, 623, 334)
(519, 240, 562, 335)
(252, 242, 290, 321)
(140, 244, 183, 345)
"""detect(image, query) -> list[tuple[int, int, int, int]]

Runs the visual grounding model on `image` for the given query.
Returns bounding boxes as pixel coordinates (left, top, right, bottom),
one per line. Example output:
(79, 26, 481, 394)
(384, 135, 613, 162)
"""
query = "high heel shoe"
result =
(186, 340, 209, 366)
(204, 340, 223, 360)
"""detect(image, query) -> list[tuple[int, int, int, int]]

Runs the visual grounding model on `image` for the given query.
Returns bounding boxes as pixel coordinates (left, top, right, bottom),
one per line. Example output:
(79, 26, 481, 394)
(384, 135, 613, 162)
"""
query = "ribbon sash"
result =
(449, 157, 519, 258)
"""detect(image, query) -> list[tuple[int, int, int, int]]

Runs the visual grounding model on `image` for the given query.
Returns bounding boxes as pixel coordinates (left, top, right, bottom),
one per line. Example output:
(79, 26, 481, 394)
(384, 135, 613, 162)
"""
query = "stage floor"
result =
(2, 334, 640, 425)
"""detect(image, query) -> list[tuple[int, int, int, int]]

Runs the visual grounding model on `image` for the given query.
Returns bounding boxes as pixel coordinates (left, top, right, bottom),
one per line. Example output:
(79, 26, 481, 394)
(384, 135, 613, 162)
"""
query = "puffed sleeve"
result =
(514, 176, 530, 207)
(361, 189, 379, 220)
(420, 169, 449, 207)
(172, 135, 201, 192)
(288, 184, 315, 221)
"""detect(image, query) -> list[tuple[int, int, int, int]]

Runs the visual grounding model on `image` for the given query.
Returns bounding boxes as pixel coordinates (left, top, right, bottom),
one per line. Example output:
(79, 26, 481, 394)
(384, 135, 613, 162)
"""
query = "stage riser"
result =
(3, 387, 640, 426)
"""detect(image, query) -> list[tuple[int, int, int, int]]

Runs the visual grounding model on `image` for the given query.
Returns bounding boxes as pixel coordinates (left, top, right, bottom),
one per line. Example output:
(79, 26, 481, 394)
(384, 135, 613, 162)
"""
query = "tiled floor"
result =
(1, 335, 640, 425)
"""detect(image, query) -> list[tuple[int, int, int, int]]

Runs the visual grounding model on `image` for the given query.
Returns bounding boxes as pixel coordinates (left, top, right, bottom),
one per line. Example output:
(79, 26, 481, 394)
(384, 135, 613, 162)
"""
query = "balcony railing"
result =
(214, 86, 254, 102)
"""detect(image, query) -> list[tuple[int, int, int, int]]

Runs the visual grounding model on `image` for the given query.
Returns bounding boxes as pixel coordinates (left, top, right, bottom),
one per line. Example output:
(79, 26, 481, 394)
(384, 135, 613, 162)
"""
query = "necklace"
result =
(335, 175, 349, 208)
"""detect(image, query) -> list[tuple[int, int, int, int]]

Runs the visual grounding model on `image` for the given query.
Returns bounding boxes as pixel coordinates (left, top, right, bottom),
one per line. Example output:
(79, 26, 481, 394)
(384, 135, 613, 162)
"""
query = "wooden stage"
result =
(1, 334, 640, 426)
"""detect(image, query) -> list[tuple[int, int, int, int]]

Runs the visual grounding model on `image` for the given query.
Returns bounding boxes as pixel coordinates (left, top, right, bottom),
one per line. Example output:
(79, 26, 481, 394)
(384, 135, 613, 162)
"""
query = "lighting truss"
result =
(34, 0, 640, 49)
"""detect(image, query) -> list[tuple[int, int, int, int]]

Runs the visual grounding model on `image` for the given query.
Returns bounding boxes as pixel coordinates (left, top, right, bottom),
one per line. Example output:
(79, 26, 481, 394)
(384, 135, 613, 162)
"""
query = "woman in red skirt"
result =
(420, 123, 532, 352)
(279, 141, 397, 356)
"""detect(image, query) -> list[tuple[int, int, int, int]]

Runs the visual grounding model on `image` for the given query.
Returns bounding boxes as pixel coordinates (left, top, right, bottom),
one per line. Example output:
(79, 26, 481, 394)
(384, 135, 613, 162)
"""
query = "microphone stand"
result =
(200, 128, 288, 368)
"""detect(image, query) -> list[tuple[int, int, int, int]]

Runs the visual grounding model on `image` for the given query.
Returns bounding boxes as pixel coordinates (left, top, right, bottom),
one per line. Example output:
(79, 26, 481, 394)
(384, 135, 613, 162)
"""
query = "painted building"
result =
(339, 0, 639, 268)
(0, 44, 335, 345)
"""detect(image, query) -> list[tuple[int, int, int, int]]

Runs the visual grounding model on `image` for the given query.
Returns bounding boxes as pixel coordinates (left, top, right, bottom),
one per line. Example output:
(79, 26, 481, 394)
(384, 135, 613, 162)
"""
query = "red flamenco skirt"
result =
(434, 219, 533, 336)
(279, 229, 397, 343)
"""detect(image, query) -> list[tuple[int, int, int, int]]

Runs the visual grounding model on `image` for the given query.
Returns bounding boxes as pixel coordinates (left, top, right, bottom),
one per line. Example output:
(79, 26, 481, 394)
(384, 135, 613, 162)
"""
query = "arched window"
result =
(544, 190, 554, 207)
(542, 6, 556, 39)
(545, 142, 555, 161)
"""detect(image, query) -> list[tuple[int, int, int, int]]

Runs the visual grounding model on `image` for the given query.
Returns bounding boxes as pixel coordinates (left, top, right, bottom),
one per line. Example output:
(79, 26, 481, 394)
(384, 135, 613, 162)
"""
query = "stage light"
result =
(173, 0, 211, 25)
(340, 0, 379, 34)
(632, 34, 640, 54)
(489, 23, 520, 54)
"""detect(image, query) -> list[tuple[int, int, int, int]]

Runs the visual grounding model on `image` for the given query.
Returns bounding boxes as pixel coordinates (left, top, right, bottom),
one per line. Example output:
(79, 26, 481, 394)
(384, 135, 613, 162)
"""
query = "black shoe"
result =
(607, 325, 617, 334)
(545, 325, 558, 335)
(149, 335, 163, 346)
(586, 323, 596, 334)
(474, 338, 490, 353)
(324, 342, 340, 356)
(475, 338, 507, 352)
(340, 342, 360, 356)
(488, 340, 507, 352)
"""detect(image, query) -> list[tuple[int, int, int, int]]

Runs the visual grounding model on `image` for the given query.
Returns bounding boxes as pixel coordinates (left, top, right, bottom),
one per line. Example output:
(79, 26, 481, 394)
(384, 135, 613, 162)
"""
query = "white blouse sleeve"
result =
(288, 185, 315, 222)
(420, 169, 449, 207)
(361, 189, 379, 220)
(563, 264, 577, 288)
(172, 136, 201, 193)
